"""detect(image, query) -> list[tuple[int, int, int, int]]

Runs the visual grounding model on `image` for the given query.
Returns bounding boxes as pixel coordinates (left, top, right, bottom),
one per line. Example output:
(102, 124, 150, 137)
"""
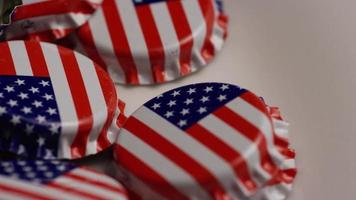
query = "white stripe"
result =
(72, 168, 122, 189)
(115, 0, 153, 84)
(6, 13, 91, 39)
(116, 165, 167, 200)
(135, 107, 243, 197)
(74, 51, 107, 156)
(41, 43, 78, 159)
(0, 176, 88, 200)
(8, 41, 33, 76)
(226, 99, 286, 166)
(182, 0, 208, 68)
(54, 176, 124, 200)
(150, 3, 180, 80)
(119, 129, 212, 200)
(0, 190, 33, 200)
(107, 108, 121, 144)
(210, 0, 225, 51)
(273, 118, 289, 140)
(88, 7, 126, 82)
(200, 114, 271, 184)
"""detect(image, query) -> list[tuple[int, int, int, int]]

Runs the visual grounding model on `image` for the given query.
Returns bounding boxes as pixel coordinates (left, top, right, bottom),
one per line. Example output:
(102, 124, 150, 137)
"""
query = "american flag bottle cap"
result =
(113, 82, 297, 199)
(60, 0, 228, 85)
(1, 0, 104, 41)
(0, 159, 129, 200)
(0, 40, 126, 160)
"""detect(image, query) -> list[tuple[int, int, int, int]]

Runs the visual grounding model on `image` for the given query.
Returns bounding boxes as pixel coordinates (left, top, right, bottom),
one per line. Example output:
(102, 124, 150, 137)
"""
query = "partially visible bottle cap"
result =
(1, 0, 103, 41)
(0, 40, 126, 160)
(60, 0, 229, 85)
(113, 82, 297, 199)
(0, 159, 129, 200)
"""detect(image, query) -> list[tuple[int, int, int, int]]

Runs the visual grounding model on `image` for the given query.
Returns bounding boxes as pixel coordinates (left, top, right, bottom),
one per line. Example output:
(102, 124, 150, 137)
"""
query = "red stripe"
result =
(166, 1, 194, 75)
(218, 14, 229, 40)
(214, 106, 279, 175)
(0, 42, 16, 75)
(267, 168, 297, 185)
(94, 63, 117, 151)
(101, 0, 139, 84)
(66, 172, 127, 195)
(187, 124, 258, 192)
(198, 0, 216, 62)
(14, 0, 98, 20)
(115, 145, 189, 200)
(135, 6, 165, 83)
(124, 117, 228, 197)
(76, 24, 108, 71)
(117, 99, 127, 128)
(47, 182, 107, 200)
(0, 184, 53, 200)
(24, 41, 50, 77)
(58, 46, 93, 158)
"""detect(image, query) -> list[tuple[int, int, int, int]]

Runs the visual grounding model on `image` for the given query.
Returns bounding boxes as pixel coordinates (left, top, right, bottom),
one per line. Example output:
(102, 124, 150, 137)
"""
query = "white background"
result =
(115, 1, 356, 199)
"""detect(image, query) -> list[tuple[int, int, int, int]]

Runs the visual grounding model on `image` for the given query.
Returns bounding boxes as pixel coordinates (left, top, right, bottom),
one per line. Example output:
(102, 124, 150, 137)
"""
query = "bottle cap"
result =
(61, 0, 228, 85)
(1, 0, 103, 41)
(113, 82, 296, 199)
(0, 40, 126, 159)
(0, 159, 128, 200)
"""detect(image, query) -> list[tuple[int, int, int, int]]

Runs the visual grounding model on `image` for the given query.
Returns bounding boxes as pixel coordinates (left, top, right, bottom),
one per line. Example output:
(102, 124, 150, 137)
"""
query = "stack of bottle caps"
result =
(0, 0, 297, 199)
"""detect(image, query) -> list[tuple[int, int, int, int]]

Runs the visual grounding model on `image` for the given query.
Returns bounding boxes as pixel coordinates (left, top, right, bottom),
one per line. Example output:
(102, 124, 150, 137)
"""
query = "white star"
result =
(29, 87, 39, 94)
(187, 88, 196, 95)
(0, 106, 7, 116)
(197, 107, 207, 114)
(39, 80, 50, 87)
(56, 165, 67, 171)
(151, 103, 161, 110)
(49, 123, 60, 134)
(180, 108, 190, 116)
(178, 120, 187, 127)
(204, 86, 213, 93)
(15, 79, 25, 86)
(156, 94, 164, 99)
(25, 124, 34, 134)
(4, 85, 14, 93)
(18, 92, 29, 100)
(21, 106, 32, 114)
(0, 93, 3, 98)
(200, 96, 210, 103)
(32, 100, 43, 108)
(184, 98, 194, 105)
(10, 115, 21, 125)
(44, 172, 54, 178)
(218, 95, 227, 101)
(22, 166, 32, 172)
(7, 99, 18, 107)
(42, 93, 53, 101)
(37, 137, 45, 146)
(17, 145, 26, 155)
(164, 111, 174, 118)
(36, 115, 46, 124)
(220, 84, 229, 91)
(167, 100, 176, 107)
(46, 108, 57, 115)
(171, 90, 181, 97)
(44, 149, 55, 159)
